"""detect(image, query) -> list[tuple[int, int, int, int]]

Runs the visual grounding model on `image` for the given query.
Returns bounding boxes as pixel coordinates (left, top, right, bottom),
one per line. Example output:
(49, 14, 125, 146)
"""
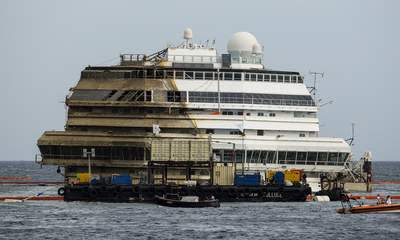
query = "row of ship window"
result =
(39, 146, 151, 161)
(215, 150, 349, 165)
(170, 91, 315, 106)
(71, 107, 316, 122)
(39, 145, 348, 166)
(224, 130, 301, 137)
(222, 111, 276, 117)
(70, 89, 316, 107)
(81, 70, 304, 84)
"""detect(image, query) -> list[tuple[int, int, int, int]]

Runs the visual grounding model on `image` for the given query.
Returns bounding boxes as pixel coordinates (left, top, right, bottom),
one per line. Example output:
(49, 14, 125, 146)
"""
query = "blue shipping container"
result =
(111, 175, 132, 185)
(234, 173, 261, 186)
(272, 172, 285, 185)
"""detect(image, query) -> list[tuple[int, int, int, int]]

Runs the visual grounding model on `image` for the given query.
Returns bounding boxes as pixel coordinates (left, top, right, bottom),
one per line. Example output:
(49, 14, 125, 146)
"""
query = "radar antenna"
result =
(308, 71, 324, 100)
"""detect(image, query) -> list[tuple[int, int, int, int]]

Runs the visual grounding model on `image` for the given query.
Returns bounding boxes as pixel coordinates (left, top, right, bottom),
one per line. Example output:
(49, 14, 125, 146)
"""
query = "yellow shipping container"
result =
(266, 170, 302, 183)
(77, 173, 90, 184)
(284, 170, 302, 183)
(266, 170, 276, 181)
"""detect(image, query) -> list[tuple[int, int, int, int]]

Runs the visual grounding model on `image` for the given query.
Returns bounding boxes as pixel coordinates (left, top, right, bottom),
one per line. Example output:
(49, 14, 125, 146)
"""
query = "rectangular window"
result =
(147, 69, 155, 78)
(245, 73, 251, 81)
(155, 70, 164, 79)
(229, 131, 241, 135)
(138, 70, 145, 78)
(317, 152, 328, 164)
(284, 75, 290, 83)
(175, 71, 183, 79)
(266, 151, 276, 163)
(278, 151, 287, 164)
(298, 76, 304, 83)
(184, 71, 193, 80)
(264, 74, 270, 82)
(278, 75, 284, 82)
(260, 151, 268, 165)
(257, 130, 264, 136)
(286, 151, 296, 164)
(167, 91, 186, 102)
(166, 71, 174, 79)
(250, 74, 257, 81)
(235, 150, 243, 163)
(269, 112, 276, 117)
(237, 111, 243, 115)
(195, 72, 204, 80)
(257, 74, 264, 81)
(205, 72, 213, 80)
(339, 153, 348, 162)
(299, 133, 306, 137)
(223, 150, 234, 162)
(234, 73, 242, 81)
(296, 152, 307, 164)
(271, 75, 277, 82)
(257, 112, 264, 116)
(224, 73, 233, 80)
(291, 75, 297, 83)
(206, 129, 214, 134)
(222, 111, 233, 115)
(145, 91, 152, 102)
(328, 152, 338, 165)
(307, 152, 317, 165)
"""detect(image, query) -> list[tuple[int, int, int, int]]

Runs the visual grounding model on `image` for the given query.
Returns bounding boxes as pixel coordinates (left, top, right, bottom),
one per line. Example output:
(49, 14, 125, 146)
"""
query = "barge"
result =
(63, 184, 311, 202)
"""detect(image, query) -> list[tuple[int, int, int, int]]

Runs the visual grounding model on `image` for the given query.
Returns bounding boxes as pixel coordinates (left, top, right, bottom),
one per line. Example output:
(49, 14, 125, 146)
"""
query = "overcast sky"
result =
(1, 0, 399, 161)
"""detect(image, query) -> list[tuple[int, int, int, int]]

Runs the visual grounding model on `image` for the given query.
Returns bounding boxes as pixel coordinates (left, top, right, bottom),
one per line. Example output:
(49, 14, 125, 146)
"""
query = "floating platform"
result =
(0, 196, 63, 201)
(351, 195, 400, 200)
(0, 181, 63, 185)
(63, 184, 312, 202)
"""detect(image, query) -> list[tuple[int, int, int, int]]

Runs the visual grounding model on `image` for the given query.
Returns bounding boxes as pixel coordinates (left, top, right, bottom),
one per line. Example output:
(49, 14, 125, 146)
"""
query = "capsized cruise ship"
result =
(37, 29, 372, 192)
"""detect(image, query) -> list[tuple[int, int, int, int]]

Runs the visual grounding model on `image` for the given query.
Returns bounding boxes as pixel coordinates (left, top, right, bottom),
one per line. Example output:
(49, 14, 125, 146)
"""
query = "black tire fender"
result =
(57, 187, 65, 196)
(89, 188, 98, 198)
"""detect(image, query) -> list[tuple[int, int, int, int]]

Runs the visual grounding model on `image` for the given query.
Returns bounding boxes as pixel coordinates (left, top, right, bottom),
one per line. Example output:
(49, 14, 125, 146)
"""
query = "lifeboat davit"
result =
(337, 203, 400, 214)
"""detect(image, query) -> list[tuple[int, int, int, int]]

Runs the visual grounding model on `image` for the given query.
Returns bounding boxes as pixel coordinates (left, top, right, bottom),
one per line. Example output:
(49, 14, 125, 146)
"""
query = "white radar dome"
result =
(227, 32, 259, 53)
(252, 43, 262, 54)
(184, 28, 193, 40)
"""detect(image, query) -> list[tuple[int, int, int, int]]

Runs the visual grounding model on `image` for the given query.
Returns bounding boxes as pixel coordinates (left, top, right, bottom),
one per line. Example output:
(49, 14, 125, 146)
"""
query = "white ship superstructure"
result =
(155, 29, 351, 173)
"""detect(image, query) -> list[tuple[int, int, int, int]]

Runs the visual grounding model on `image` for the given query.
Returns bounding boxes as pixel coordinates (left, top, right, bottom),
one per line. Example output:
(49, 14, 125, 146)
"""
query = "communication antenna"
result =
(345, 123, 355, 146)
(308, 71, 324, 100)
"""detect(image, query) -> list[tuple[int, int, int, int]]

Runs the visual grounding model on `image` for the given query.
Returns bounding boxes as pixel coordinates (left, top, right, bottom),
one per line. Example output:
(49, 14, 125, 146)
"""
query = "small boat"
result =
(337, 203, 400, 214)
(155, 194, 220, 208)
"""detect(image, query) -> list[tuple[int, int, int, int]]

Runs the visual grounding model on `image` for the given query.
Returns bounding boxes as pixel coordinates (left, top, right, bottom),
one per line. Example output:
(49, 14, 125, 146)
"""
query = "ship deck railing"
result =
(185, 96, 315, 106)
(81, 69, 304, 84)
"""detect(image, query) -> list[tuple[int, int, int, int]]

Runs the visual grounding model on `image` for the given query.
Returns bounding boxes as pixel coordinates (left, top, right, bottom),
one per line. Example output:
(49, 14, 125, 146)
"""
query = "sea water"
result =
(0, 161, 399, 240)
